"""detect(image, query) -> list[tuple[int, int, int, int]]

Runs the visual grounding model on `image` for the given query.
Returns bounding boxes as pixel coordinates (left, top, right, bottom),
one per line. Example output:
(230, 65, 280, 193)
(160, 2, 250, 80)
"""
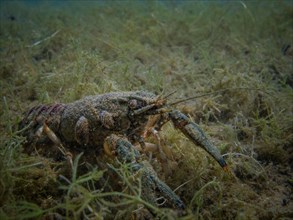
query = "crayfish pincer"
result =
(18, 91, 227, 210)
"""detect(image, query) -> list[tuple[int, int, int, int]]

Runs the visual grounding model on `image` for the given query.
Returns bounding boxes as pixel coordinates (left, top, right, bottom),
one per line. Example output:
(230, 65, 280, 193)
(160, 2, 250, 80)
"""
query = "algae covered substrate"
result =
(0, 1, 292, 219)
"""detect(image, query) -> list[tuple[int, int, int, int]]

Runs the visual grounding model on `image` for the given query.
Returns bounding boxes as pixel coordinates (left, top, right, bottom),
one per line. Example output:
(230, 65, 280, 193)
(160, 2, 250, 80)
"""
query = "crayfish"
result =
(19, 91, 228, 210)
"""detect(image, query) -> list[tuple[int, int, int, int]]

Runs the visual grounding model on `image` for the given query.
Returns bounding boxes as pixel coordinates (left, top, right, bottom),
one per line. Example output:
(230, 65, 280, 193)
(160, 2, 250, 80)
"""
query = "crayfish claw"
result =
(169, 110, 228, 169)
(104, 134, 185, 209)
(140, 161, 185, 210)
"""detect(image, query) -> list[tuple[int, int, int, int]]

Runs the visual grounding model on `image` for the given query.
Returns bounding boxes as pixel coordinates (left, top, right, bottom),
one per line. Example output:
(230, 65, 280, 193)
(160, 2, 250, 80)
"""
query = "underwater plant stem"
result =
(3, 96, 12, 135)
(93, 191, 161, 213)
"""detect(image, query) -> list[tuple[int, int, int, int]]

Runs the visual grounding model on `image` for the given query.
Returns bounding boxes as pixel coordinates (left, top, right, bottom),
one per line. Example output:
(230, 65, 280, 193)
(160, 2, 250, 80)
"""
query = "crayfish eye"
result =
(128, 99, 138, 109)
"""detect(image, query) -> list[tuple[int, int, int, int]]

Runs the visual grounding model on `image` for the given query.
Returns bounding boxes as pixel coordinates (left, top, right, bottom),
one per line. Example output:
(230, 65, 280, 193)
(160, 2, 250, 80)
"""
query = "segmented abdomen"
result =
(19, 103, 66, 142)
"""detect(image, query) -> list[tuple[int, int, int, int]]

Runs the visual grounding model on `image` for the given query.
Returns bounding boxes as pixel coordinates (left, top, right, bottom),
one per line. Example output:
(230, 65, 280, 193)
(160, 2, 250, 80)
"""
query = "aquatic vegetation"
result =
(0, 1, 292, 219)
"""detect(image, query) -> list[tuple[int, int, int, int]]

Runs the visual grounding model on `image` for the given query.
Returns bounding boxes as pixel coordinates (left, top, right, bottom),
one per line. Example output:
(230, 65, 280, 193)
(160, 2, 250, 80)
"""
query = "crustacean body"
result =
(19, 91, 227, 210)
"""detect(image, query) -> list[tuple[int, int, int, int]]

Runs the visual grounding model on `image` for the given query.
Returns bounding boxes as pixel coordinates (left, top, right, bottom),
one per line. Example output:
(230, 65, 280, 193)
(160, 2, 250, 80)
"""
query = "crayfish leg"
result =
(41, 123, 73, 169)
